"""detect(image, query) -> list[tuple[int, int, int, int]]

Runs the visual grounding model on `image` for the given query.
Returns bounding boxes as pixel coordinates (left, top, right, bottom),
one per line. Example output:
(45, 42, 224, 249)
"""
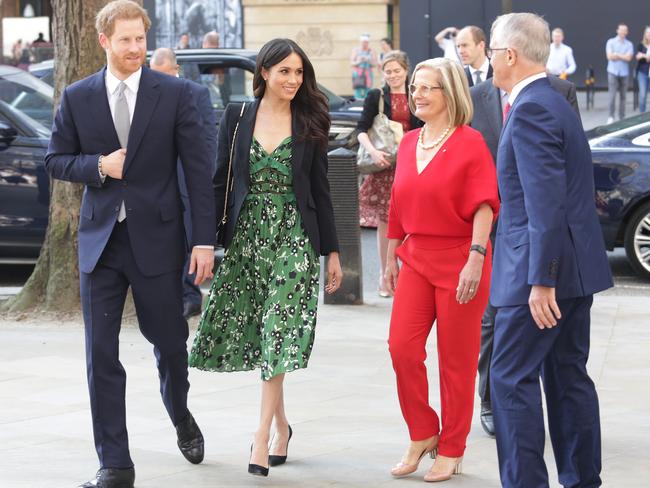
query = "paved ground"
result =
(1, 289, 649, 488)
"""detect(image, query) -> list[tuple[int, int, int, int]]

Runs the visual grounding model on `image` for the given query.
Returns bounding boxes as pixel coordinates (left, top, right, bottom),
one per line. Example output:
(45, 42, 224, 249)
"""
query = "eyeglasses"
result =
(408, 83, 443, 96)
(487, 47, 508, 58)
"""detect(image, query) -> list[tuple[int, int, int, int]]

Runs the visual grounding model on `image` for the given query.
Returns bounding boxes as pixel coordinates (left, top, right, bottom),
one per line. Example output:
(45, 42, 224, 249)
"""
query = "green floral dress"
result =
(189, 136, 320, 381)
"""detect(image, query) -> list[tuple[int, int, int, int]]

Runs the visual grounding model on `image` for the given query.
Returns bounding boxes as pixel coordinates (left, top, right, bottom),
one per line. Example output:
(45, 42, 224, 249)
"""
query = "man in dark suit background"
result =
(470, 72, 580, 437)
(44, 2, 215, 487)
(488, 12, 612, 488)
(456, 25, 493, 87)
(150, 47, 218, 319)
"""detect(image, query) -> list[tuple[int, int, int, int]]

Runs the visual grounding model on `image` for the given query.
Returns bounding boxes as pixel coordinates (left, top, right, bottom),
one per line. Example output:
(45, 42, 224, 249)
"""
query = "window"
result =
(179, 62, 255, 109)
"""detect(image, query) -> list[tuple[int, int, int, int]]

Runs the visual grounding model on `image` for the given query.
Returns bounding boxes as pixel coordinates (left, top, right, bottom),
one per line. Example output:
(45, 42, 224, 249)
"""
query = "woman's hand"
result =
(385, 254, 400, 294)
(371, 148, 391, 168)
(325, 252, 343, 294)
(456, 252, 484, 304)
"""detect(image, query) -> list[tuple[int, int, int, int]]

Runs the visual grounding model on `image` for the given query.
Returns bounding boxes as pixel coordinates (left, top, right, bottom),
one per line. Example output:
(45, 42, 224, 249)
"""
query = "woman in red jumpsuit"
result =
(385, 58, 499, 482)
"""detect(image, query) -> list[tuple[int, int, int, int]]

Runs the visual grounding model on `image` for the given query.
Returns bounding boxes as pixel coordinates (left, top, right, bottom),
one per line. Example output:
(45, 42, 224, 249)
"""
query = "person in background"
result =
(150, 47, 218, 319)
(546, 28, 577, 79)
(456, 25, 491, 87)
(635, 26, 650, 113)
(606, 23, 634, 123)
(434, 26, 462, 65)
(202, 30, 220, 48)
(386, 57, 498, 483)
(351, 34, 378, 98)
(176, 32, 191, 49)
(379, 37, 394, 64)
(488, 12, 612, 487)
(469, 69, 580, 438)
(357, 50, 421, 297)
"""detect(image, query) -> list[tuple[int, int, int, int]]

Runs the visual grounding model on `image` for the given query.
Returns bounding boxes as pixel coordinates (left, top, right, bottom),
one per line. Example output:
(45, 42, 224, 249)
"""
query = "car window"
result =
(0, 74, 53, 129)
(179, 62, 255, 108)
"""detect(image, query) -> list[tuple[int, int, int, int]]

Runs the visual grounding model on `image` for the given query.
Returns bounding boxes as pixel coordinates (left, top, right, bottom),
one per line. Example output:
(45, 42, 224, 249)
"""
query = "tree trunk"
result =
(5, 0, 141, 314)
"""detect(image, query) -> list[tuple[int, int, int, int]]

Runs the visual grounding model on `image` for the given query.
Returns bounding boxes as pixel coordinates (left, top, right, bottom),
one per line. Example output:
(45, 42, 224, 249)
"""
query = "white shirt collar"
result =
(508, 71, 546, 105)
(469, 57, 490, 77)
(105, 66, 142, 95)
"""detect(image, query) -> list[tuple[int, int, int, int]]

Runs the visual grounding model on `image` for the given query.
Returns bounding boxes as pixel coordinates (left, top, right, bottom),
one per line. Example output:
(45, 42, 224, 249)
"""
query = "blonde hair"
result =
(381, 50, 409, 71)
(95, 0, 151, 38)
(408, 58, 473, 127)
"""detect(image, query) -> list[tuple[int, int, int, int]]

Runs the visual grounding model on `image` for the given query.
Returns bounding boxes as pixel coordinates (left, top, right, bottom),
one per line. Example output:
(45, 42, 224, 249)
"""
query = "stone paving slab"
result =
(0, 293, 649, 487)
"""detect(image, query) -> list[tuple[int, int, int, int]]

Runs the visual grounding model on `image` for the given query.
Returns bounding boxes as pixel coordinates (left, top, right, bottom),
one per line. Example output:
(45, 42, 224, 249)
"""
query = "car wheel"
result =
(624, 201, 650, 281)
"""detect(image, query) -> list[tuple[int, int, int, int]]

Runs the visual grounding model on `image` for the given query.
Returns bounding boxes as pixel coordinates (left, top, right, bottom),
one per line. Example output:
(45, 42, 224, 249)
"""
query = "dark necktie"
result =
(475, 70, 482, 85)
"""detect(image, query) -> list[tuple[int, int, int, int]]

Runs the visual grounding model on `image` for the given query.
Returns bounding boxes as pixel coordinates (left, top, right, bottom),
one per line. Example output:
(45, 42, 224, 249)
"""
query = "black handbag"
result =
(216, 102, 246, 248)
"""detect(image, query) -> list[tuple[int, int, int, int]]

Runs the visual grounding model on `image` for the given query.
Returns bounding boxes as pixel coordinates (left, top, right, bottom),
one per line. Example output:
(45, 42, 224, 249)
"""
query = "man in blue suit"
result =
(150, 47, 218, 319)
(488, 13, 613, 488)
(45, 2, 216, 487)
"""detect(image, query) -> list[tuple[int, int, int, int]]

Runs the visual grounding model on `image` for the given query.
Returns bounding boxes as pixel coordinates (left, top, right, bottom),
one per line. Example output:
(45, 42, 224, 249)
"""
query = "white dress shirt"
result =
(546, 43, 577, 76)
(508, 72, 547, 106)
(105, 67, 140, 125)
(468, 58, 490, 84)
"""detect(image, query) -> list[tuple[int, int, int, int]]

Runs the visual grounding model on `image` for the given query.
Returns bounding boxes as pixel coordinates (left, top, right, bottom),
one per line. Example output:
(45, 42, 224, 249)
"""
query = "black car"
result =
(589, 112, 650, 280)
(32, 51, 364, 149)
(0, 98, 50, 263)
(164, 49, 362, 149)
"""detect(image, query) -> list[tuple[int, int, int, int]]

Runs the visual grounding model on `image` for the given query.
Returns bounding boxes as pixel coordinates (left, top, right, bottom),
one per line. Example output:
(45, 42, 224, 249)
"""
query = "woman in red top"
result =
(385, 58, 499, 482)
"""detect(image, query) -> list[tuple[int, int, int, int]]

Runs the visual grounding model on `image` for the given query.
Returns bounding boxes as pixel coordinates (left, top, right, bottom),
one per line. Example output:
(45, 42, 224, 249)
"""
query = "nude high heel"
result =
(391, 436, 439, 477)
(423, 455, 463, 482)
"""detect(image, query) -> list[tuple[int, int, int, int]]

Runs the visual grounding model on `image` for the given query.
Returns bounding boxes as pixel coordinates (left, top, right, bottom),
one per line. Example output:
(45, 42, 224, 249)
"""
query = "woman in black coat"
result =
(189, 39, 343, 477)
(357, 50, 421, 297)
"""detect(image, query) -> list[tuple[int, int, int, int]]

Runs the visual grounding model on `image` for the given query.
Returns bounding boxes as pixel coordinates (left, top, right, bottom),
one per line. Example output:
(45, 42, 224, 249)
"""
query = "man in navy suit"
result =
(488, 13, 612, 488)
(45, 2, 215, 487)
(150, 47, 218, 319)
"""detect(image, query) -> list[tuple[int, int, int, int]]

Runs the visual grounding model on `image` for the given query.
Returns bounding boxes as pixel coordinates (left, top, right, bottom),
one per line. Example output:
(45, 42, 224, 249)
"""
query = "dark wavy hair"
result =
(253, 39, 330, 150)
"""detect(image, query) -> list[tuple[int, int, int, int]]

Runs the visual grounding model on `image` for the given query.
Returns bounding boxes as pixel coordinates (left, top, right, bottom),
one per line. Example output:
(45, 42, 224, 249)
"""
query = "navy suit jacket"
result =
(45, 66, 216, 276)
(491, 78, 612, 307)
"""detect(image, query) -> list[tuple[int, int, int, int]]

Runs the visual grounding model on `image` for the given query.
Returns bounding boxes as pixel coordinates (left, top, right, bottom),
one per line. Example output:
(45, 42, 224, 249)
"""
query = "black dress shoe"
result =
(480, 403, 495, 437)
(268, 425, 292, 466)
(77, 468, 135, 488)
(176, 412, 204, 464)
(183, 301, 202, 320)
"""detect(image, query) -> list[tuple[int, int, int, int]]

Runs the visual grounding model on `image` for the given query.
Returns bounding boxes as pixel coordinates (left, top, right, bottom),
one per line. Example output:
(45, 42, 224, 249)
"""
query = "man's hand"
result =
(189, 247, 215, 285)
(101, 148, 126, 179)
(529, 285, 562, 329)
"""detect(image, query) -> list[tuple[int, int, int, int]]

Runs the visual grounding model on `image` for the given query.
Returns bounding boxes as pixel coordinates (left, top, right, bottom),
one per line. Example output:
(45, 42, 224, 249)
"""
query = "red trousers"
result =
(388, 236, 491, 457)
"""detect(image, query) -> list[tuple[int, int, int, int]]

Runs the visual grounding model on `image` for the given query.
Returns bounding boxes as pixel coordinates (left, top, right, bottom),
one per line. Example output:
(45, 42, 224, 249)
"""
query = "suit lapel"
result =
(235, 98, 258, 186)
(87, 68, 121, 150)
(123, 66, 160, 175)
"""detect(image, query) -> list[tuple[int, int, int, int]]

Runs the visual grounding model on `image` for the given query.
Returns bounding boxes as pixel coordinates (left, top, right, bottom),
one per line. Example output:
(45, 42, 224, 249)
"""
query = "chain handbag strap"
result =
(221, 102, 247, 226)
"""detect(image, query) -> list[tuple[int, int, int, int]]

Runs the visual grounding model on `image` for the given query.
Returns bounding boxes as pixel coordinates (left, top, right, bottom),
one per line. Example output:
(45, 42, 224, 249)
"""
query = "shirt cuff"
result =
(194, 245, 214, 251)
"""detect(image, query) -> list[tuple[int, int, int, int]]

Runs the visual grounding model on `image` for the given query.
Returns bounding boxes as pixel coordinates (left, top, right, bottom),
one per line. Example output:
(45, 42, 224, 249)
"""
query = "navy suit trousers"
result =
(491, 296, 601, 488)
(80, 221, 190, 469)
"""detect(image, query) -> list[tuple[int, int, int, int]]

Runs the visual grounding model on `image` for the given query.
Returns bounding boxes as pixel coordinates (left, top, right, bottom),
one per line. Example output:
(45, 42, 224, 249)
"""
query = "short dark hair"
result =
(381, 37, 393, 48)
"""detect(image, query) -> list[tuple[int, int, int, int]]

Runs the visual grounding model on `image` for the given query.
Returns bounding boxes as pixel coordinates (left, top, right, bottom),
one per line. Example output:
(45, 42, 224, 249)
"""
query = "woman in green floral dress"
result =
(189, 39, 342, 477)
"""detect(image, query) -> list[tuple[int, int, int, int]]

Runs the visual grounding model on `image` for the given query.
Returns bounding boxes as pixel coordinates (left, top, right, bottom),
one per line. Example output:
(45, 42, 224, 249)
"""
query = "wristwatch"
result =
(470, 244, 487, 256)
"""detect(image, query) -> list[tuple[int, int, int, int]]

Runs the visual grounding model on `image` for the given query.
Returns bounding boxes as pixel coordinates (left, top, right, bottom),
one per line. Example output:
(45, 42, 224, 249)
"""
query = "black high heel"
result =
(268, 425, 293, 466)
(248, 443, 269, 477)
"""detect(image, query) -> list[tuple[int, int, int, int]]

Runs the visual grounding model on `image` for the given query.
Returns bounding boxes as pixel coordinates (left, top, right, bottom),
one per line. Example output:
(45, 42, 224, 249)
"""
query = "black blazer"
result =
(465, 64, 494, 87)
(214, 100, 339, 256)
(356, 86, 422, 133)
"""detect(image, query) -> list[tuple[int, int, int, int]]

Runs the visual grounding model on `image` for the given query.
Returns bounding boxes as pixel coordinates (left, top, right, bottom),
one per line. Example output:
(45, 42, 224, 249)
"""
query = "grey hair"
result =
(150, 47, 177, 66)
(491, 12, 550, 65)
